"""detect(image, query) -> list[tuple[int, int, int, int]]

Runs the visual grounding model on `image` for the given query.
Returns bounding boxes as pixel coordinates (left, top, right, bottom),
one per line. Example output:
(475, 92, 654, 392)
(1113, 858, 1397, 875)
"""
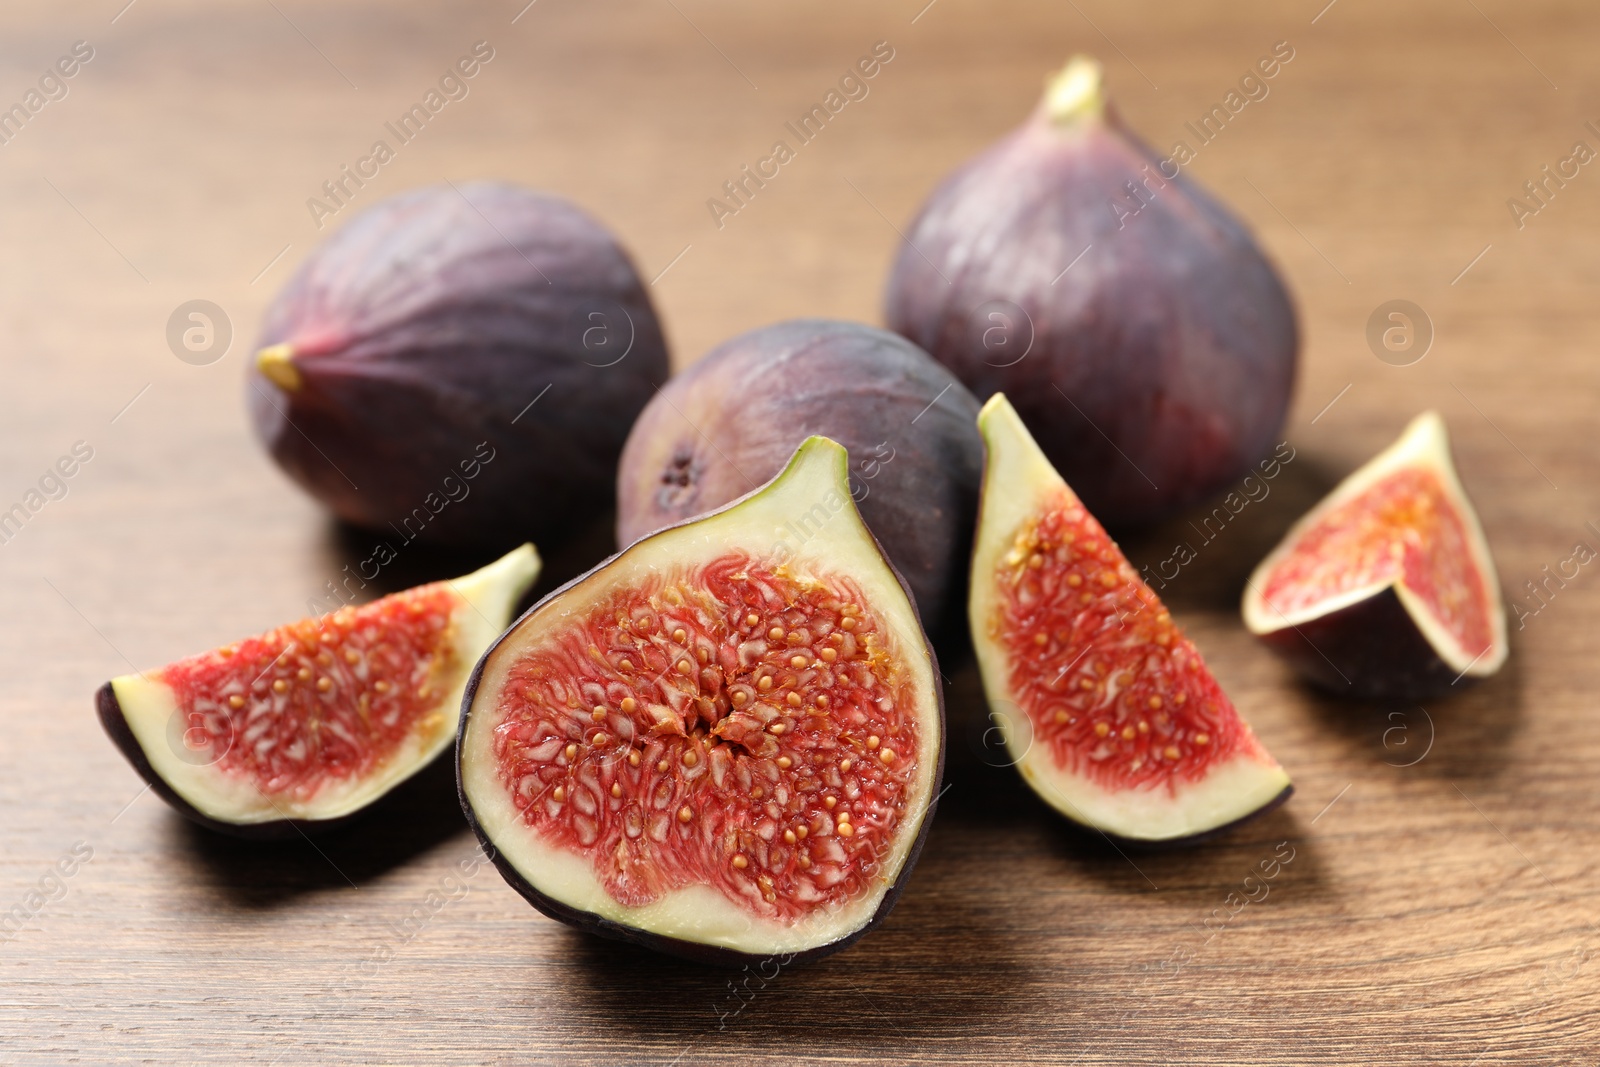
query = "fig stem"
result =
(1043, 55, 1105, 126)
(256, 344, 302, 392)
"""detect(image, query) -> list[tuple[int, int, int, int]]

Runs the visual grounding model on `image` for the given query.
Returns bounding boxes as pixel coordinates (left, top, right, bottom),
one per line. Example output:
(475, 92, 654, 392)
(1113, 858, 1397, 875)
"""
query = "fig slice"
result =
(1243, 412, 1507, 699)
(459, 437, 944, 964)
(97, 545, 540, 837)
(970, 395, 1290, 843)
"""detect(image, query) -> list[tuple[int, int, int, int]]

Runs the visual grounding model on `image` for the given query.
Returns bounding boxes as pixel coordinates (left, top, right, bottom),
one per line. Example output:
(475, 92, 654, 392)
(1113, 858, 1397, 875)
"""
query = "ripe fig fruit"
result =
(615, 318, 982, 641)
(460, 438, 944, 964)
(970, 395, 1290, 843)
(250, 182, 669, 553)
(1243, 412, 1507, 700)
(885, 56, 1298, 528)
(97, 545, 539, 837)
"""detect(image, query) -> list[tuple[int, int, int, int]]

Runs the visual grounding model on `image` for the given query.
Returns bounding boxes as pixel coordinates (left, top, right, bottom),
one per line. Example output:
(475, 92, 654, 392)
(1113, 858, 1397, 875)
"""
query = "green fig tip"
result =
(255, 344, 302, 392)
(1043, 55, 1105, 125)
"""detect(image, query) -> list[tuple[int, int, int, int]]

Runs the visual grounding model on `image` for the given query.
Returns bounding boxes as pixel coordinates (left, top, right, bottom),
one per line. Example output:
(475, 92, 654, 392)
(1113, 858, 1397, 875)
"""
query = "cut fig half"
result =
(98, 544, 540, 837)
(459, 437, 944, 964)
(1243, 411, 1507, 699)
(970, 395, 1290, 843)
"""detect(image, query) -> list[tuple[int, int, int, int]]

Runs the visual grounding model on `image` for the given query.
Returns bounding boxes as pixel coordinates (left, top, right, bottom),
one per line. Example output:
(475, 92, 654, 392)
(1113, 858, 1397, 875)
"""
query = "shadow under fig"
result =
(170, 752, 470, 909)
(1297, 643, 1526, 784)
(1045, 800, 1334, 903)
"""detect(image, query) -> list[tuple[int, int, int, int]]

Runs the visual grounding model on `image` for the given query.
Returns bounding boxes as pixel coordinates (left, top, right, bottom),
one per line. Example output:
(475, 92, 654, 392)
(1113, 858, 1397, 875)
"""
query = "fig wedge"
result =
(1244, 412, 1507, 699)
(971, 395, 1290, 842)
(98, 545, 540, 837)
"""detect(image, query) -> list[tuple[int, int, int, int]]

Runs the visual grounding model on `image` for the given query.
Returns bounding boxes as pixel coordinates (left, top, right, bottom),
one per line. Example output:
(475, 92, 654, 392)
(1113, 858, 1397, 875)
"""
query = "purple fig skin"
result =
(1256, 586, 1471, 702)
(249, 181, 670, 552)
(885, 60, 1298, 528)
(615, 319, 982, 642)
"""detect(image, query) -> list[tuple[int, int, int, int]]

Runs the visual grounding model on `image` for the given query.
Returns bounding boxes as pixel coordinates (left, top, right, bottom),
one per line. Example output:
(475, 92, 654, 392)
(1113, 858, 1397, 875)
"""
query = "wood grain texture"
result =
(2, 0, 1598, 1063)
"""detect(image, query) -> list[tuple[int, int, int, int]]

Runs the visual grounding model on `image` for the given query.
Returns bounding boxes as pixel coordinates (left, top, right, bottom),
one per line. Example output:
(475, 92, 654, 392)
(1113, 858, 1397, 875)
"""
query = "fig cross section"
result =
(460, 436, 944, 963)
(1244, 411, 1507, 699)
(489, 554, 920, 918)
(993, 494, 1258, 792)
(1256, 468, 1495, 656)
(162, 584, 464, 799)
(97, 544, 540, 835)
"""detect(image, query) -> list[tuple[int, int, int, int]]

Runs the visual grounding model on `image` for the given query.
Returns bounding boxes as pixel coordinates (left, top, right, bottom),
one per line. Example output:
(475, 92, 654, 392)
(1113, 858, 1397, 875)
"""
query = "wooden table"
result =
(3, 0, 1596, 1062)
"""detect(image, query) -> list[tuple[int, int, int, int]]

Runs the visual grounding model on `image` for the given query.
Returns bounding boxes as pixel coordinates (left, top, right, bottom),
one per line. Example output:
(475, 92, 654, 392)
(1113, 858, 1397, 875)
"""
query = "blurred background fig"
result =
(249, 181, 670, 559)
(615, 319, 982, 644)
(885, 56, 1298, 528)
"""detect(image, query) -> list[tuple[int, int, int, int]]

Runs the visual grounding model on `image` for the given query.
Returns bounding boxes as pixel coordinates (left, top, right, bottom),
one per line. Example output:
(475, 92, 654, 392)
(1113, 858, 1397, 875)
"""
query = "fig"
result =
(460, 438, 944, 963)
(250, 182, 669, 553)
(1243, 412, 1508, 700)
(970, 395, 1290, 842)
(884, 56, 1298, 528)
(97, 545, 540, 836)
(615, 318, 982, 640)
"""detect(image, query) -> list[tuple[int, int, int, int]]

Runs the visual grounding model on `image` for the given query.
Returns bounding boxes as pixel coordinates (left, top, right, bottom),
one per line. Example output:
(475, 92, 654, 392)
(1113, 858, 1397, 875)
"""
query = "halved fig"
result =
(1243, 412, 1507, 699)
(98, 545, 540, 836)
(970, 395, 1290, 842)
(460, 438, 944, 964)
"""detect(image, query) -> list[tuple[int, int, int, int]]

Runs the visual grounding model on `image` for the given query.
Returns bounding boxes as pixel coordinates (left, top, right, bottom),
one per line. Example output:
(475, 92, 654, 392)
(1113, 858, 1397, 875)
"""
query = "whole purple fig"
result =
(249, 181, 669, 552)
(885, 56, 1298, 527)
(615, 319, 982, 639)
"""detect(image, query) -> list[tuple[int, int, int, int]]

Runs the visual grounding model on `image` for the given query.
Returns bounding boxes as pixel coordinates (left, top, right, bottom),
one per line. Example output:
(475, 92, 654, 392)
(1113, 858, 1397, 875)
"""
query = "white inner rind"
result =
(461, 438, 941, 957)
(970, 395, 1289, 840)
(1020, 753, 1288, 842)
(112, 544, 540, 825)
(1241, 411, 1508, 677)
